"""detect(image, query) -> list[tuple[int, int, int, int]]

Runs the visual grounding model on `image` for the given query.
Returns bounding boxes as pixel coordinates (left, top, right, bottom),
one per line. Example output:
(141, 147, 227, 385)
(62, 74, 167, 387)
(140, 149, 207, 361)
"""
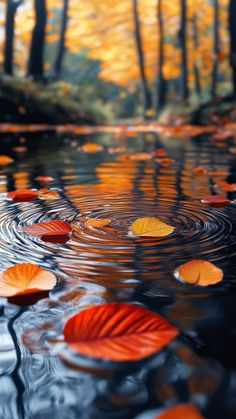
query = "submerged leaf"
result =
(200, 195, 230, 207)
(63, 302, 178, 361)
(84, 218, 110, 228)
(0, 155, 13, 165)
(176, 260, 223, 286)
(158, 403, 204, 419)
(0, 263, 56, 297)
(131, 217, 175, 237)
(7, 189, 38, 202)
(23, 220, 71, 236)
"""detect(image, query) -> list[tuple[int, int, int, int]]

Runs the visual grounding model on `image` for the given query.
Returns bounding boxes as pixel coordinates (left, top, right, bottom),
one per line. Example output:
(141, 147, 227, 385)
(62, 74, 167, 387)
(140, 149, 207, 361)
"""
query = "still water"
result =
(0, 129, 236, 419)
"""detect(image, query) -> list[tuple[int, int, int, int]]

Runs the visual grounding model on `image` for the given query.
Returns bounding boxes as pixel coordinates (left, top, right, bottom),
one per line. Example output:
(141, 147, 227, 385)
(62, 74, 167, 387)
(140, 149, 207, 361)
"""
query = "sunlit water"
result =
(0, 129, 236, 418)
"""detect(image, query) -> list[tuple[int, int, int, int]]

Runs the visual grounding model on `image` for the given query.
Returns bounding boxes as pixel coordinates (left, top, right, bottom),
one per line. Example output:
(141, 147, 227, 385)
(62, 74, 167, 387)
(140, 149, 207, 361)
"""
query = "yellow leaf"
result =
(130, 217, 175, 237)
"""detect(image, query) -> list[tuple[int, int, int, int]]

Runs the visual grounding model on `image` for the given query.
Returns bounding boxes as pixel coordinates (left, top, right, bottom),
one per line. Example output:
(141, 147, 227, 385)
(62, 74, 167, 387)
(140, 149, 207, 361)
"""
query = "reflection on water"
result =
(0, 130, 236, 418)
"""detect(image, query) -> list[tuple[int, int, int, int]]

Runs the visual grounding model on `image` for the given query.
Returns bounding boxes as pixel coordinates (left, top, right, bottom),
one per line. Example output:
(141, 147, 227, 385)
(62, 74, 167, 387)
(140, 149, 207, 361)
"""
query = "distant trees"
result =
(132, 0, 153, 116)
(211, 0, 219, 98)
(179, 0, 189, 100)
(229, 0, 236, 98)
(28, 0, 47, 80)
(191, 14, 201, 96)
(4, 0, 22, 75)
(52, 0, 69, 79)
(156, 0, 166, 110)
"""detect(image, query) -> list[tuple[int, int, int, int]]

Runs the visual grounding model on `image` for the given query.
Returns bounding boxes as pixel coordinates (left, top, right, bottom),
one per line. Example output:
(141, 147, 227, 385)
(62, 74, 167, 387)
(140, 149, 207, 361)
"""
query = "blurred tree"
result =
(52, 0, 69, 79)
(211, 0, 219, 98)
(229, 0, 236, 98)
(191, 14, 201, 96)
(179, 0, 189, 100)
(4, 0, 22, 74)
(156, 0, 166, 110)
(132, 0, 152, 116)
(28, 0, 47, 79)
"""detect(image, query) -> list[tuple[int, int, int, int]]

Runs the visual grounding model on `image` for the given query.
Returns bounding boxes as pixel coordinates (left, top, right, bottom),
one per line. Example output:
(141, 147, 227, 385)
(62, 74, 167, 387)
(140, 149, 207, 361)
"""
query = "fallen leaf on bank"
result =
(0, 155, 13, 165)
(176, 260, 223, 286)
(158, 403, 204, 419)
(0, 263, 56, 297)
(63, 302, 178, 361)
(7, 189, 38, 202)
(131, 217, 175, 237)
(36, 176, 55, 182)
(200, 195, 230, 207)
(23, 220, 71, 236)
(80, 142, 103, 153)
(216, 181, 236, 192)
(193, 167, 207, 175)
(84, 218, 110, 228)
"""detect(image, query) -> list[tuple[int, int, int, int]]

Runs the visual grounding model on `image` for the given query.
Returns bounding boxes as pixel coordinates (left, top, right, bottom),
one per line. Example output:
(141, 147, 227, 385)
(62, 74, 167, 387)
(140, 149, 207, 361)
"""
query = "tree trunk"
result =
(156, 0, 166, 111)
(132, 0, 152, 117)
(27, 0, 47, 80)
(192, 14, 201, 96)
(53, 0, 69, 78)
(4, 0, 22, 75)
(229, 0, 236, 99)
(179, 0, 189, 100)
(211, 0, 219, 98)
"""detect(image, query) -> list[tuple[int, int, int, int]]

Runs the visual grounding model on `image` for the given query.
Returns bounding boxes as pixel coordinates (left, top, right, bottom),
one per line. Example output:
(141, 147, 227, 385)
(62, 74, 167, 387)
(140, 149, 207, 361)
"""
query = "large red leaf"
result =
(7, 189, 38, 202)
(200, 195, 230, 207)
(157, 403, 204, 419)
(23, 220, 71, 236)
(63, 303, 178, 362)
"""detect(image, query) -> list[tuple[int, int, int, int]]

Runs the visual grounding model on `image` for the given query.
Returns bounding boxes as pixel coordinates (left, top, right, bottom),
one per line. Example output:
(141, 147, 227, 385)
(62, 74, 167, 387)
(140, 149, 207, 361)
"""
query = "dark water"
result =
(0, 129, 236, 419)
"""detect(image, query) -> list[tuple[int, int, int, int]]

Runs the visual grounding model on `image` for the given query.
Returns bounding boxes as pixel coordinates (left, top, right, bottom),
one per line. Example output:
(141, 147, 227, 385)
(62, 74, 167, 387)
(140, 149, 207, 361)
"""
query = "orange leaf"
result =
(200, 195, 230, 207)
(158, 403, 204, 419)
(155, 157, 173, 167)
(130, 152, 152, 161)
(176, 260, 223, 286)
(0, 263, 56, 297)
(216, 181, 236, 192)
(36, 176, 55, 182)
(193, 167, 207, 175)
(80, 142, 103, 153)
(131, 217, 175, 237)
(84, 218, 110, 228)
(0, 155, 13, 165)
(23, 220, 71, 236)
(63, 303, 178, 361)
(7, 189, 38, 202)
(39, 190, 59, 199)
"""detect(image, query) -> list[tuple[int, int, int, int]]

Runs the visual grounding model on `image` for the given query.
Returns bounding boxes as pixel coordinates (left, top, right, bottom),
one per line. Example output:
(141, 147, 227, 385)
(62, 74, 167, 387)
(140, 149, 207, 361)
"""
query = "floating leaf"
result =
(130, 152, 152, 161)
(193, 167, 207, 175)
(155, 157, 173, 167)
(158, 403, 204, 419)
(131, 217, 175, 237)
(84, 218, 110, 228)
(23, 220, 71, 237)
(63, 302, 178, 361)
(0, 155, 13, 165)
(7, 189, 38, 202)
(36, 176, 55, 182)
(0, 263, 56, 297)
(152, 149, 167, 157)
(200, 195, 230, 207)
(216, 181, 236, 192)
(81, 142, 103, 153)
(176, 260, 223, 286)
(39, 190, 59, 199)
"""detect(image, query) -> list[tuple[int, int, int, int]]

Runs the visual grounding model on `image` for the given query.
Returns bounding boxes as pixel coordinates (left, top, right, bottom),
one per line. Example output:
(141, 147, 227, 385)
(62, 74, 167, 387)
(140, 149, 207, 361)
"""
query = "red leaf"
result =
(63, 302, 178, 362)
(200, 195, 230, 207)
(216, 181, 236, 192)
(157, 403, 204, 419)
(7, 189, 38, 202)
(23, 220, 71, 236)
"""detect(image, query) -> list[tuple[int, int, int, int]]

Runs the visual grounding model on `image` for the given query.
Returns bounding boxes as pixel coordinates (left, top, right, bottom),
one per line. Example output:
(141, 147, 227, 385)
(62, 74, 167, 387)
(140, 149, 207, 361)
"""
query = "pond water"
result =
(0, 129, 236, 419)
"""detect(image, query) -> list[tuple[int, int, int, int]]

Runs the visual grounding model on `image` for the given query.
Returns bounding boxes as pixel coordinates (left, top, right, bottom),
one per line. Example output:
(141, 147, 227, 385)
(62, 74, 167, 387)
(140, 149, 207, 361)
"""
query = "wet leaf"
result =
(131, 217, 175, 237)
(0, 155, 13, 165)
(80, 142, 103, 153)
(176, 260, 223, 286)
(7, 189, 38, 202)
(200, 195, 230, 207)
(193, 167, 207, 175)
(0, 263, 56, 297)
(39, 189, 59, 199)
(216, 181, 236, 192)
(23, 220, 71, 236)
(36, 176, 55, 182)
(158, 403, 204, 419)
(63, 302, 178, 361)
(84, 218, 110, 228)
